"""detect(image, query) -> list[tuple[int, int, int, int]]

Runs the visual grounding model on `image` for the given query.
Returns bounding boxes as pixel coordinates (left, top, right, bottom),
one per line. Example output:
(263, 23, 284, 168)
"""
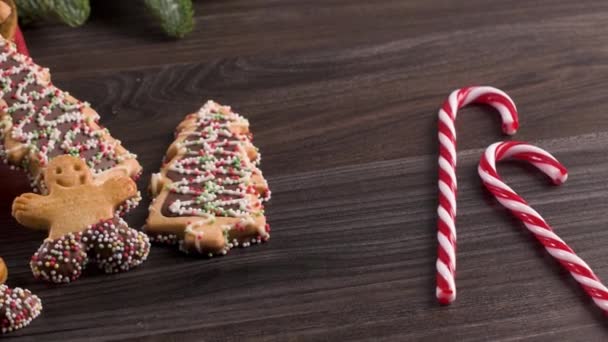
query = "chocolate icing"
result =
(160, 112, 253, 218)
(0, 48, 122, 175)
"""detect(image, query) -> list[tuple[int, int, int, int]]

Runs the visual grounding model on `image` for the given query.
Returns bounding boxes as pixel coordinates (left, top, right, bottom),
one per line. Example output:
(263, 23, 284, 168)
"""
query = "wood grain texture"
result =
(2, 0, 608, 340)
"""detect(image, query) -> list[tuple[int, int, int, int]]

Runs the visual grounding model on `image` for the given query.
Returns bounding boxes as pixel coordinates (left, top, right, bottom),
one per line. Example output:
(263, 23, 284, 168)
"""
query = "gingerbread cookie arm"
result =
(12, 193, 53, 231)
(102, 176, 138, 207)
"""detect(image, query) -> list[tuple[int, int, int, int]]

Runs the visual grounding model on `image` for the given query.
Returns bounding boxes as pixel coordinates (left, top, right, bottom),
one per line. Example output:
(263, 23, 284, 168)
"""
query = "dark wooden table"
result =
(2, 0, 608, 340)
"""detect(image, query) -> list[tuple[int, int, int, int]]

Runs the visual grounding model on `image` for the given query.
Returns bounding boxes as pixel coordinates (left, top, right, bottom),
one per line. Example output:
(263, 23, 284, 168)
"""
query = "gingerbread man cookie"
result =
(0, 257, 42, 333)
(12, 155, 150, 283)
(145, 101, 271, 256)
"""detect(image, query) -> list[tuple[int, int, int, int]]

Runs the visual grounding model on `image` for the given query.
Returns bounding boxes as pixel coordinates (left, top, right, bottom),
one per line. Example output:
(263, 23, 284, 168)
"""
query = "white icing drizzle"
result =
(164, 101, 258, 218)
(0, 39, 137, 188)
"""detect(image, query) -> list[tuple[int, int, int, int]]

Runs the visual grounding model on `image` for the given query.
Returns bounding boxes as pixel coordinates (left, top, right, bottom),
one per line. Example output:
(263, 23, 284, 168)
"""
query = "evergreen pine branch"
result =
(144, 0, 194, 38)
(15, 0, 90, 27)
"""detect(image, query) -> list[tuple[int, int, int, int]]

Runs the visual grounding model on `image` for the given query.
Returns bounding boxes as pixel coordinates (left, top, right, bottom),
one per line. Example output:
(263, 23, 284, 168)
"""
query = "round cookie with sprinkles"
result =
(0, 257, 42, 334)
(146, 100, 271, 256)
(0, 284, 42, 334)
(12, 155, 150, 284)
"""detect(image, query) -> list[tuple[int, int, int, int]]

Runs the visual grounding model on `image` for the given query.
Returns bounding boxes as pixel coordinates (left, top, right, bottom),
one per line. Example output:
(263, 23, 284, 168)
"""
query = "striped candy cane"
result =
(479, 141, 608, 312)
(436, 86, 519, 304)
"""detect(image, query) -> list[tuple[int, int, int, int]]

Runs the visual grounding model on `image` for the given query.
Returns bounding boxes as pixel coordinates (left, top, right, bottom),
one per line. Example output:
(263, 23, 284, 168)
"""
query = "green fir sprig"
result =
(16, 0, 90, 27)
(15, 0, 195, 38)
(144, 0, 193, 38)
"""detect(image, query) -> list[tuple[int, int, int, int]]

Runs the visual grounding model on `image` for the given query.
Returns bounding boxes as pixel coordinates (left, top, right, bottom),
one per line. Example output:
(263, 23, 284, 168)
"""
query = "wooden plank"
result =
(1, 0, 608, 340)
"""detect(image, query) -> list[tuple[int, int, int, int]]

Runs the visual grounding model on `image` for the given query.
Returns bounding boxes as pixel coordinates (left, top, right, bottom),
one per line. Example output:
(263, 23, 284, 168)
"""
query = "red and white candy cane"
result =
(436, 86, 519, 304)
(479, 141, 608, 312)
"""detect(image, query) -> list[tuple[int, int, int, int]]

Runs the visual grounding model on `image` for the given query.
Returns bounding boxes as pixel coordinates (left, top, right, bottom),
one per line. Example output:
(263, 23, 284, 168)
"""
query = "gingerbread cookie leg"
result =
(31, 233, 89, 283)
(84, 217, 150, 274)
(145, 100, 271, 256)
(14, 155, 150, 284)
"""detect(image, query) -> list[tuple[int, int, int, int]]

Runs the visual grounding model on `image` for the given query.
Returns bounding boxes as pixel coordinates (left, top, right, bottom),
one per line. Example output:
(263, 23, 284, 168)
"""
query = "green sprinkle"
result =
(232, 157, 241, 169)
(199, 155, 213, 163)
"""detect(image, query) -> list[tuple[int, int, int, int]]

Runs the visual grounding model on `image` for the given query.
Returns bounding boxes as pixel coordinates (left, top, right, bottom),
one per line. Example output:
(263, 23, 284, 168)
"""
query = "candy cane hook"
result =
(436, 86, 519, 304)
(479, 141, 608, 312)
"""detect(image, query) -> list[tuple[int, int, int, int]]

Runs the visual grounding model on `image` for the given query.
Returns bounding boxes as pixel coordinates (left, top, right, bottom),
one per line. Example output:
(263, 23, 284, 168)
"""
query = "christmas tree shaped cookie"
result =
(145, 101, 271, 256)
